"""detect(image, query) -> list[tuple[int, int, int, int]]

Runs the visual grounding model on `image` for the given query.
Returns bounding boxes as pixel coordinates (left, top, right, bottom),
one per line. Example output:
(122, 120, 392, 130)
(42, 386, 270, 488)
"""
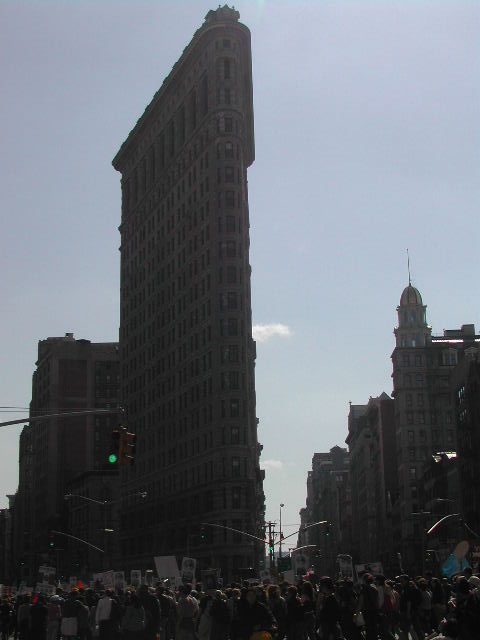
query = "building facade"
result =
(346, 394, 396, 571)
(346, 404, 376, 564)
(451, 350, 480, 536)
(14, 334, 120, 582)
(300, 447, 350, 575)
(0, 496, 14, 584)
(391, 283, 479, 573)
(112, 6, 264, 580)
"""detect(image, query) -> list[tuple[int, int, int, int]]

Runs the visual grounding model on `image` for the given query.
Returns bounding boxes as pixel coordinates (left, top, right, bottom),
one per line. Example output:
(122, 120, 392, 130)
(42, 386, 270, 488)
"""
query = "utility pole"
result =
(279, 503, 284, 564)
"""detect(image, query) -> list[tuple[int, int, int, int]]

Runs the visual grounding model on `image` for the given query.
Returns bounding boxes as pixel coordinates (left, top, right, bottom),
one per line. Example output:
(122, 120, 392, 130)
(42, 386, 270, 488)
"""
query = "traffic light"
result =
(200, 526, 206, 543)
(120, 429, 136, 465)
(108, 429, 121, 466)
(48, 533, 56, 551)
(325, 523, 331, 537)
(269, 538, 274, 555)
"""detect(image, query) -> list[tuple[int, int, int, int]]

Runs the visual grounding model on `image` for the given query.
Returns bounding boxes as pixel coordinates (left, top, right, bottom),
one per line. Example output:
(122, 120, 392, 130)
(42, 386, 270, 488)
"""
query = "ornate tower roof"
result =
(399, 284, 423, 307)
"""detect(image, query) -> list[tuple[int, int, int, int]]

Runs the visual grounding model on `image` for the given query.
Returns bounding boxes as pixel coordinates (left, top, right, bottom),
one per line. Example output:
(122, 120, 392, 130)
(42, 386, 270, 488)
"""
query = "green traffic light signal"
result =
(108, 453, 118, 464)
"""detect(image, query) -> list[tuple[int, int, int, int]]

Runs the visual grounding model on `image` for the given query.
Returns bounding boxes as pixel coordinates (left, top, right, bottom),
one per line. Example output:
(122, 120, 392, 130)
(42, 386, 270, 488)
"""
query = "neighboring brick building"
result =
(452, 350, 480, 535)
(391, 282, 479, 573)
(112, 6, 264, 580)
(0, 496, 14, 584)
(14, 334, 119, 582)
(346, 393, 396, 572)
(301, 447, 351, 575)
(346, 401, 379, 565)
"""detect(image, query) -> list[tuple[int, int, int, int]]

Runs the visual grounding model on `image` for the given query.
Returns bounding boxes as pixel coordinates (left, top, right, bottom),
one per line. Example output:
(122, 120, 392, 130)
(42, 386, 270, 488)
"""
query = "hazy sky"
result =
(1, 1, 479, 544)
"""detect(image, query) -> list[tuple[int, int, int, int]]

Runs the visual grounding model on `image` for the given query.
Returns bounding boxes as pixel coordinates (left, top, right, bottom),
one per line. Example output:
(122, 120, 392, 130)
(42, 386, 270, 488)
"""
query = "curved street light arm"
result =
(427, 513, 480, 539)
(51, 530, 104, 553)
(280, 520, 328, 545)
(64, 494, 107, 506)
(201, 522, 265, 544)
(426, 513, 462, 535)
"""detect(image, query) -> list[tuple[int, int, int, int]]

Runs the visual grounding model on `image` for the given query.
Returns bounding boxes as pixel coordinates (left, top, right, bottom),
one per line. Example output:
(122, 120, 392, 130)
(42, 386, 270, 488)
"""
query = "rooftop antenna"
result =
(407, 248, 411, 286)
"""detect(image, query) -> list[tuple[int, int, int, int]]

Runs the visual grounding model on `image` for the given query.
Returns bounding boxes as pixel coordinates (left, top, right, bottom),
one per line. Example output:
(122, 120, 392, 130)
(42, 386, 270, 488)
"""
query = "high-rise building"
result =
(300, 447, 350, 575)
(346, 393, 396, 570)
(14, 333, 120, 582)
(112, 6, 264, 580)
(391, 283, 479, 572)
(451, 350, 480, 535)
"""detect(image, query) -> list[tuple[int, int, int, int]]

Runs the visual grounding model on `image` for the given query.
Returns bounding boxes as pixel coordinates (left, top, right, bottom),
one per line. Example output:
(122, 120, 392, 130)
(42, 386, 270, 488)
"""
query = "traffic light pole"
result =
(0, 408, 123, 429)
(201, 520, 329, 574)
(267, 521, 275, 571)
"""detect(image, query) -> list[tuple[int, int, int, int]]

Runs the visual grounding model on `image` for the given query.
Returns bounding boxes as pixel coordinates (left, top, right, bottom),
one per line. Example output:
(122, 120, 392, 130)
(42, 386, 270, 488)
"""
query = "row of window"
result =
(404, 405, 453, 426)
(127, 451, 250, 493)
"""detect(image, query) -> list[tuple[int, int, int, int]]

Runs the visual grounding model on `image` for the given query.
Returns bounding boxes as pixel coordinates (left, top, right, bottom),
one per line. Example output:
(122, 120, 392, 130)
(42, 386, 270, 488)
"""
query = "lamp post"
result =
(279, 504, 284, 563)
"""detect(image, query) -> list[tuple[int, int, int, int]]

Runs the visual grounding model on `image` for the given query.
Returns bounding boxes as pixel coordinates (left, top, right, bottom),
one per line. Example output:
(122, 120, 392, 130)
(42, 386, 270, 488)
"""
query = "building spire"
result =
(407, 248, 411, 286)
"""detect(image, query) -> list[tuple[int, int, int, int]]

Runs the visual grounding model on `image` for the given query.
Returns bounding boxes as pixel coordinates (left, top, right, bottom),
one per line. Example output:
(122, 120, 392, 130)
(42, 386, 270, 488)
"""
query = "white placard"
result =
(181, 558, 196, 584)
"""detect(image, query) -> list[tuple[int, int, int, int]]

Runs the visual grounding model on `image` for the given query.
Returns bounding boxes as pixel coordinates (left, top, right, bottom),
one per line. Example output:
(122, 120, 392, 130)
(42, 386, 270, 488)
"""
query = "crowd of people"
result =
(0, 570, 479, 640)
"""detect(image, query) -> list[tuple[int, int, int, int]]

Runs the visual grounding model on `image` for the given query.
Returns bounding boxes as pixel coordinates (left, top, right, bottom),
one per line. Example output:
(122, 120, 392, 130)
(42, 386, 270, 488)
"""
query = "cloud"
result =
(253, 323, 292, 343)
(261, 459, 284, 471)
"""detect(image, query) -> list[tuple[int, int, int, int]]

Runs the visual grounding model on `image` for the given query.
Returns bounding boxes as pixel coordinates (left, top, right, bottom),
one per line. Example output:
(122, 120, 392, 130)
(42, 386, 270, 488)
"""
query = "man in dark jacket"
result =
(137, 586, 160, 640)
(359, 574, 379, 640)
(238, 587, 276, 640)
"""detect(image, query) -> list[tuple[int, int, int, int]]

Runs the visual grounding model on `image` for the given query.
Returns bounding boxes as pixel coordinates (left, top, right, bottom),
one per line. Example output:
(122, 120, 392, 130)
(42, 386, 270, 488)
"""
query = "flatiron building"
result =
(112, 6, 265, 580)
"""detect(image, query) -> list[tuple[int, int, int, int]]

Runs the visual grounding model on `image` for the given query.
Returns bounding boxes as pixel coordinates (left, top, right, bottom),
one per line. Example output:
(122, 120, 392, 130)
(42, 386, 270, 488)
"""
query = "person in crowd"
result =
(62, 591, 83, 640)
(226, 588, 241, 640)
(285, 586, 304, 640)
(29, 595, 47, 640)
(121, 593, 145, 640)
(175, 584, 199, 640)
(95, 590, 114, 640)
(265, 584, 287, 640)
(431, 578, 447, 630)
(417, 577, 433, 635)
(45, 596, 61, 640)
(17, 596, 31, 640)
(196, 595, 213, 640)
(336, 579, 361, 640)
(237, 587, 276, 640)
(298, 582, 316, 640)
(358, 574, 379, 640)
(137, 586, 161, 640)
(0, 599, 13, 640)
(374, 575, 395, 640)
(209, 591, 229, 640)
(157, 586, 176, 640)
(77, 594, 92, 640)
(316, 576, 341, 640)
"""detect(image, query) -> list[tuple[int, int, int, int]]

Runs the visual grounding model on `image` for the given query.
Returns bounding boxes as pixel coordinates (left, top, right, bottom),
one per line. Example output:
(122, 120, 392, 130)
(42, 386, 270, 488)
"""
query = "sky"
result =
(1, 0, 479, 544)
